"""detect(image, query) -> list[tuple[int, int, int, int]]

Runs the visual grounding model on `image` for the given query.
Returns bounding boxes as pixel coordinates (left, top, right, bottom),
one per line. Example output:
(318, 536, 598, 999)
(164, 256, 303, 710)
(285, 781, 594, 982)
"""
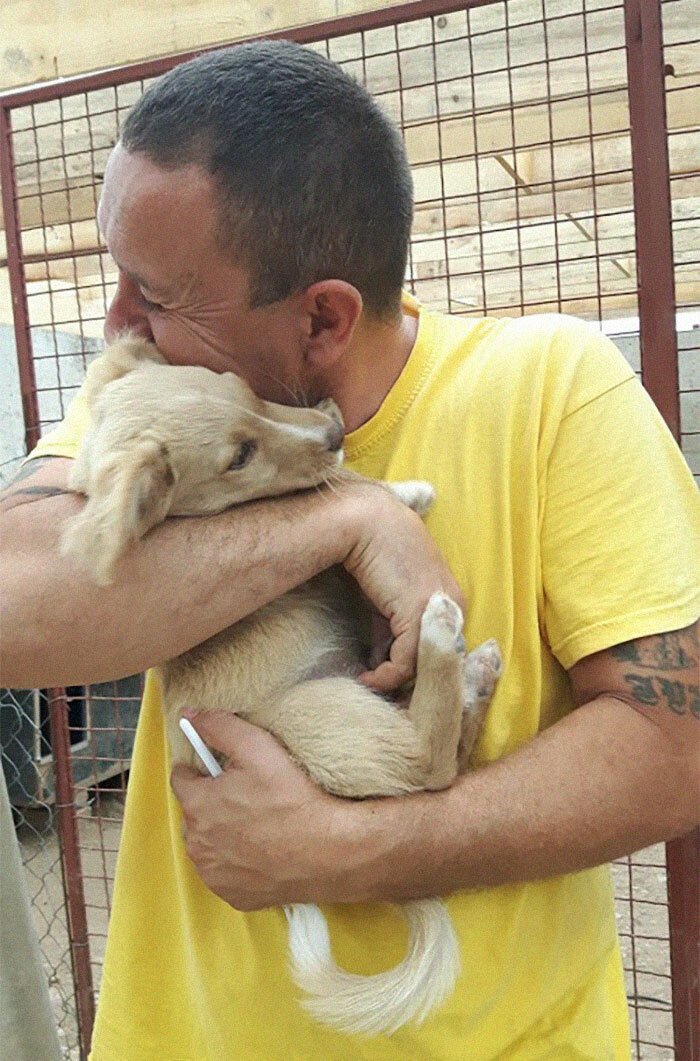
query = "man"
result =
(1, 41, 698, 1060)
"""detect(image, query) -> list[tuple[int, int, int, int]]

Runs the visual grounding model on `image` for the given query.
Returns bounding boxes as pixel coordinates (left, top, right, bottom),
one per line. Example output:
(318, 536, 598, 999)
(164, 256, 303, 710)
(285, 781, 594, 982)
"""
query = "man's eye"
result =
(139, 290, 163, 312)
(228, 441, 257, 470)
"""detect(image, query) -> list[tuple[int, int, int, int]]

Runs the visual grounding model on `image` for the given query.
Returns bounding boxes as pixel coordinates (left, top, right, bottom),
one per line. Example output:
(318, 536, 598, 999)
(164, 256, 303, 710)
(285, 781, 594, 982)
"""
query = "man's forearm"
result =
(339, 696, 699, 903)
(1, 489, 353, 688)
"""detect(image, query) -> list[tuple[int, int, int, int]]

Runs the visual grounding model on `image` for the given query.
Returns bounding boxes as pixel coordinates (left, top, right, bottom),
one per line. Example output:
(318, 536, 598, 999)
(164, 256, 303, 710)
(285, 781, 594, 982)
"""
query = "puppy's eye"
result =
(228, 440, 257, 470)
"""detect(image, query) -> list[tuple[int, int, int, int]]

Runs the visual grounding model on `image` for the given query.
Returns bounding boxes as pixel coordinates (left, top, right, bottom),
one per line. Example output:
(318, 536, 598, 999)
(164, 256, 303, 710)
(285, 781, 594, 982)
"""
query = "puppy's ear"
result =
(60, 440, 177, 585)
(84, 334, 167, 410)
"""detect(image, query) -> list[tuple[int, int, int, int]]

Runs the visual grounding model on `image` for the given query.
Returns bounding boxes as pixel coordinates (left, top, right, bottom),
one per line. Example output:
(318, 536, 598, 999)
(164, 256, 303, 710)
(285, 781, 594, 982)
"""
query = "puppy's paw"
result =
(420, 592, 465, 655)
(387, 480, 436, 515)
(462, 640, 502, 701)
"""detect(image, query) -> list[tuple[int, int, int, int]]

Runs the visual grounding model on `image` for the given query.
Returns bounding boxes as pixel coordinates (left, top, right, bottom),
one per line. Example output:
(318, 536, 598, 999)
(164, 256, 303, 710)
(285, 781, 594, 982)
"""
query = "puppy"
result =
(61, 335, 502, 1036)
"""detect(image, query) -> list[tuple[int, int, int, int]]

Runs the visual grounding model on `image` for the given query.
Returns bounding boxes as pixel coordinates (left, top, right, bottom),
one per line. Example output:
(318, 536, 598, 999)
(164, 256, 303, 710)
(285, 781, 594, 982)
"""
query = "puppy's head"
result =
(61, 334, 344, 584)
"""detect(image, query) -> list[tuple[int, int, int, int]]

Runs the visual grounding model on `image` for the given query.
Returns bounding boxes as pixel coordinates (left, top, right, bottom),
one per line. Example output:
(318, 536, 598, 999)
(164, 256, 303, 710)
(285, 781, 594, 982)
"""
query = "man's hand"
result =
(170, 711, 354, 910)
(341, 484, 465, 693)
(169, 627, 699, 912)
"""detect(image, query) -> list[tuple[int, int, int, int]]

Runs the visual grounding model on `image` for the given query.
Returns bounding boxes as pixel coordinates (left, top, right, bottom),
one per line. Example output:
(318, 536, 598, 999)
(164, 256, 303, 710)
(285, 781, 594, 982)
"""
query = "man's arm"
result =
(1, 457, 462, 689)
(344, 622, 700, 900)
(171, 623, 699, 909)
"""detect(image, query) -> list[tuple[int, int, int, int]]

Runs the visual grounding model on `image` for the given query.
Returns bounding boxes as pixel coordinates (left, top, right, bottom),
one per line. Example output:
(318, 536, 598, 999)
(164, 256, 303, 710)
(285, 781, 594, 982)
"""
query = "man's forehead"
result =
(100, 143, 216, 219)
(98, 147, 212, 296)
(97, 201, 178, 296)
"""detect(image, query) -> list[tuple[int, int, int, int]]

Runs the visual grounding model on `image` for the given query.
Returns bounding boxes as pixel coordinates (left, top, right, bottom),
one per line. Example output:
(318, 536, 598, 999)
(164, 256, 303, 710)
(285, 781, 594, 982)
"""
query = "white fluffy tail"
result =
(285, 899, 459, 1036)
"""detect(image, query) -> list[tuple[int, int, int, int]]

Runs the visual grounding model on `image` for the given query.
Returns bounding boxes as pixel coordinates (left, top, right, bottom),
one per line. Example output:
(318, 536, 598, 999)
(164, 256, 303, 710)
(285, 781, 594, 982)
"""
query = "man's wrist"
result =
(327, 478, 387, 567)
(320, 786, 458, 905)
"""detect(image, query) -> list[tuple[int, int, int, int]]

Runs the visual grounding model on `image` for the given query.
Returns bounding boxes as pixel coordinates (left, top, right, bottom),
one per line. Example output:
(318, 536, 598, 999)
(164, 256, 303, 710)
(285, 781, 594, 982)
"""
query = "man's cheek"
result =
(150, 317, 206, 366)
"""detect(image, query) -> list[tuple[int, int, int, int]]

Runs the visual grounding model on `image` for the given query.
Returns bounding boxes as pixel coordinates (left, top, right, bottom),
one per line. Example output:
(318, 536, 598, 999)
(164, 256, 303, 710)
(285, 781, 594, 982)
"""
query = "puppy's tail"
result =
(285, 898, 459, 1036)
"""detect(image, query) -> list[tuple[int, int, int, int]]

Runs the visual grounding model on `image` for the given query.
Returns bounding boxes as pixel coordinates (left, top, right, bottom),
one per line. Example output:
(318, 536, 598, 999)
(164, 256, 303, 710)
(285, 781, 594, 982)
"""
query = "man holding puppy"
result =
(1, 41, 698, 1059)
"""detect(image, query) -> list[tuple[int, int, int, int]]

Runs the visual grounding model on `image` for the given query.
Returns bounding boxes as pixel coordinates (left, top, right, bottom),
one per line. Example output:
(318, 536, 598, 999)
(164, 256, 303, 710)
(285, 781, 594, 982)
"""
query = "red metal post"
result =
(2, 100, 97, 1058)
(48, 690, 95, 1060)
(624, 0, 680, 437)
(0, 104, 42, 453)
(625, 3, 699, 1059)
(666, 833, 700, 1061)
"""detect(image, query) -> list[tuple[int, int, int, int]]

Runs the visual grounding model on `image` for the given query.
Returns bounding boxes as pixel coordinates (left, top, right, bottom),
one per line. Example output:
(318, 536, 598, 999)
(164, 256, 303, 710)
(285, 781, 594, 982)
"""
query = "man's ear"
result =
(60, 440, 177, 585)
(299, 281, 363, 371)
(84, 333, 167, 409)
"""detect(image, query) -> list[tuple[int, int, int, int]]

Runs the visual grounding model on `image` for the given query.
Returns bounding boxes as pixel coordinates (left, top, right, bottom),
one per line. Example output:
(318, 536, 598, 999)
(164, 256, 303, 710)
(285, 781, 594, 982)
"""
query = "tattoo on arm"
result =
(611, 632, 694, 670)
(9, 458, 54, 484)
(4, 484, 71, 500)
(0, 458, 71, 511)
(615, 629, 699, 720)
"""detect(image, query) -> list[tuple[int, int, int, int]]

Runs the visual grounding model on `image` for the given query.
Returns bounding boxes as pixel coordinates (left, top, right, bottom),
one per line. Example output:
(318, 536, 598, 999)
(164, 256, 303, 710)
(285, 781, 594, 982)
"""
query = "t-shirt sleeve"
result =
(24, 389, 91, 462)
(540, 353, 700, 670)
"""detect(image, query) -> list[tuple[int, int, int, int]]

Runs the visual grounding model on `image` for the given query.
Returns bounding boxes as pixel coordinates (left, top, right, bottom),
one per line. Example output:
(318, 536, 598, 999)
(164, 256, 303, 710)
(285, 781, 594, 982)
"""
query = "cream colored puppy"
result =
(61, 335, 502, 1037)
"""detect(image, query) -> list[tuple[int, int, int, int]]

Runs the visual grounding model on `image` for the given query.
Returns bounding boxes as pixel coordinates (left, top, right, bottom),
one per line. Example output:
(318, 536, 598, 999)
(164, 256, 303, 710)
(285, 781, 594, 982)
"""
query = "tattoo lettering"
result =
(658, 678, 688, 716)
(624, 672, 700, 719)
(612, 632, 694, 671)
(624, 673, 659, 706)
(611, 642, 640, 664)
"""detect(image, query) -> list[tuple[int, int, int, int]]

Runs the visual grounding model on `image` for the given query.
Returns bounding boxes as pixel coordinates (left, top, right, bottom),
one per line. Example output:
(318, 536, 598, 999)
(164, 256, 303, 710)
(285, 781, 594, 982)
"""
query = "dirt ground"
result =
(18, 802, 675, 1060)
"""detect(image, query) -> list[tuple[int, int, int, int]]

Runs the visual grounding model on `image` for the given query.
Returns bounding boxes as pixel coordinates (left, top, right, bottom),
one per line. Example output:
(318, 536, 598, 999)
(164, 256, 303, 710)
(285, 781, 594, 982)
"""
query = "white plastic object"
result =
(178, 717, 223, 777)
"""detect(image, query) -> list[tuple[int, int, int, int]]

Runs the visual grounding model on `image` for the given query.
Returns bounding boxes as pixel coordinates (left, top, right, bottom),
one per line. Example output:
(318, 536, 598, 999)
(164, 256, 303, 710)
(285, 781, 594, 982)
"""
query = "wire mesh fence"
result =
(1, 683, 140, 1058)
(0, 1, 697, 1058)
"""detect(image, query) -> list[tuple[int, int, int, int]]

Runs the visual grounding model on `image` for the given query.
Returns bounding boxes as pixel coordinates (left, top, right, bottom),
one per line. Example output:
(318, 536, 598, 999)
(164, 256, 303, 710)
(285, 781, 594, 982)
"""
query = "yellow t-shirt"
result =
(31, 301, 699, 1060)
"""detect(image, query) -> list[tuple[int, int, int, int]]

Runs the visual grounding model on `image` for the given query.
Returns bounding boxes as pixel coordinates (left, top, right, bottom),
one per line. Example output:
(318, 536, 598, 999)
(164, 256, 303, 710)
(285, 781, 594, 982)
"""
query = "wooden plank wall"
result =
(1, 1, 697, 331)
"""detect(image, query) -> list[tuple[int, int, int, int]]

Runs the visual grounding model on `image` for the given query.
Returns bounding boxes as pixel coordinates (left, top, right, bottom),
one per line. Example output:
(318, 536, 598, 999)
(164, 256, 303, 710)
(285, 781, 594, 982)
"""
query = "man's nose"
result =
(325, 420, 344, 453)
(104, 273, 154, 342)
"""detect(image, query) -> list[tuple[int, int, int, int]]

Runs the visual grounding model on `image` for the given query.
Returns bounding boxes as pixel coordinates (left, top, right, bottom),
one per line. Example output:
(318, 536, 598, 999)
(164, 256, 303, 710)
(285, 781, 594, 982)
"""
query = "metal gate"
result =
(1, 1, 697, 1057)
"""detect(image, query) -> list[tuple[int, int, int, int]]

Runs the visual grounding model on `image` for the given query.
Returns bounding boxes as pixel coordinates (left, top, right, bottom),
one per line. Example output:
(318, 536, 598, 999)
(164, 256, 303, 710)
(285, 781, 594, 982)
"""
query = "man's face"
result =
(99, 144, 312, 404)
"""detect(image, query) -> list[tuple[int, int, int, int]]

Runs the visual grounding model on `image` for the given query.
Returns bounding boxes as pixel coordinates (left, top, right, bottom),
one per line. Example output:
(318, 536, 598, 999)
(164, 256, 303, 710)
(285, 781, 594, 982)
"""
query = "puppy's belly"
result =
(160, 586, 365, 724)
(299, 650, 366, 683)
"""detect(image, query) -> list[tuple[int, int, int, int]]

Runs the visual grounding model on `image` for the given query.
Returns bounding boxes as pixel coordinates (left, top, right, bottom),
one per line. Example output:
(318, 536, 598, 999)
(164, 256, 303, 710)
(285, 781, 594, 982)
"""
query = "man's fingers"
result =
(182, 709, 261, 759)
(367, 611, 393, 669)
(170, 762, 206, 804)
(182, 710, 292, 775)
(359, 658, 413, 694)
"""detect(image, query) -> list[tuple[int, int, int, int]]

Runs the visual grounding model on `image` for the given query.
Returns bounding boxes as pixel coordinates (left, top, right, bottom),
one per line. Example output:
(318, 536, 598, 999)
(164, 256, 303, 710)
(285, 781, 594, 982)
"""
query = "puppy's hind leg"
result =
(457, 640, 502, 773)
(404, 592, 467, 791)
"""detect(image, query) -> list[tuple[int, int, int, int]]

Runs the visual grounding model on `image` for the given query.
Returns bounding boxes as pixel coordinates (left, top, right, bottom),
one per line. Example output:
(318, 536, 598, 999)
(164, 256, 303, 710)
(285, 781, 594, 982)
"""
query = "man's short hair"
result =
(121, 41, 414, 319)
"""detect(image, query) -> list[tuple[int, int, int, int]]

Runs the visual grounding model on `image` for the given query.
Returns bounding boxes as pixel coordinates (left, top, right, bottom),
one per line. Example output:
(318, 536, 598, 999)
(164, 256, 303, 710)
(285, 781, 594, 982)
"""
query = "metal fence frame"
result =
(1, 1, 697, 1057)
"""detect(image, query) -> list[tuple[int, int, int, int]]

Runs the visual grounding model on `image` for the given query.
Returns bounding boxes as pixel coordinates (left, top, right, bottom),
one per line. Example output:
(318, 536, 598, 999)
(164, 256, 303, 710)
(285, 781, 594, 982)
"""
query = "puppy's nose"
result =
(325, 420, 344, 452)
